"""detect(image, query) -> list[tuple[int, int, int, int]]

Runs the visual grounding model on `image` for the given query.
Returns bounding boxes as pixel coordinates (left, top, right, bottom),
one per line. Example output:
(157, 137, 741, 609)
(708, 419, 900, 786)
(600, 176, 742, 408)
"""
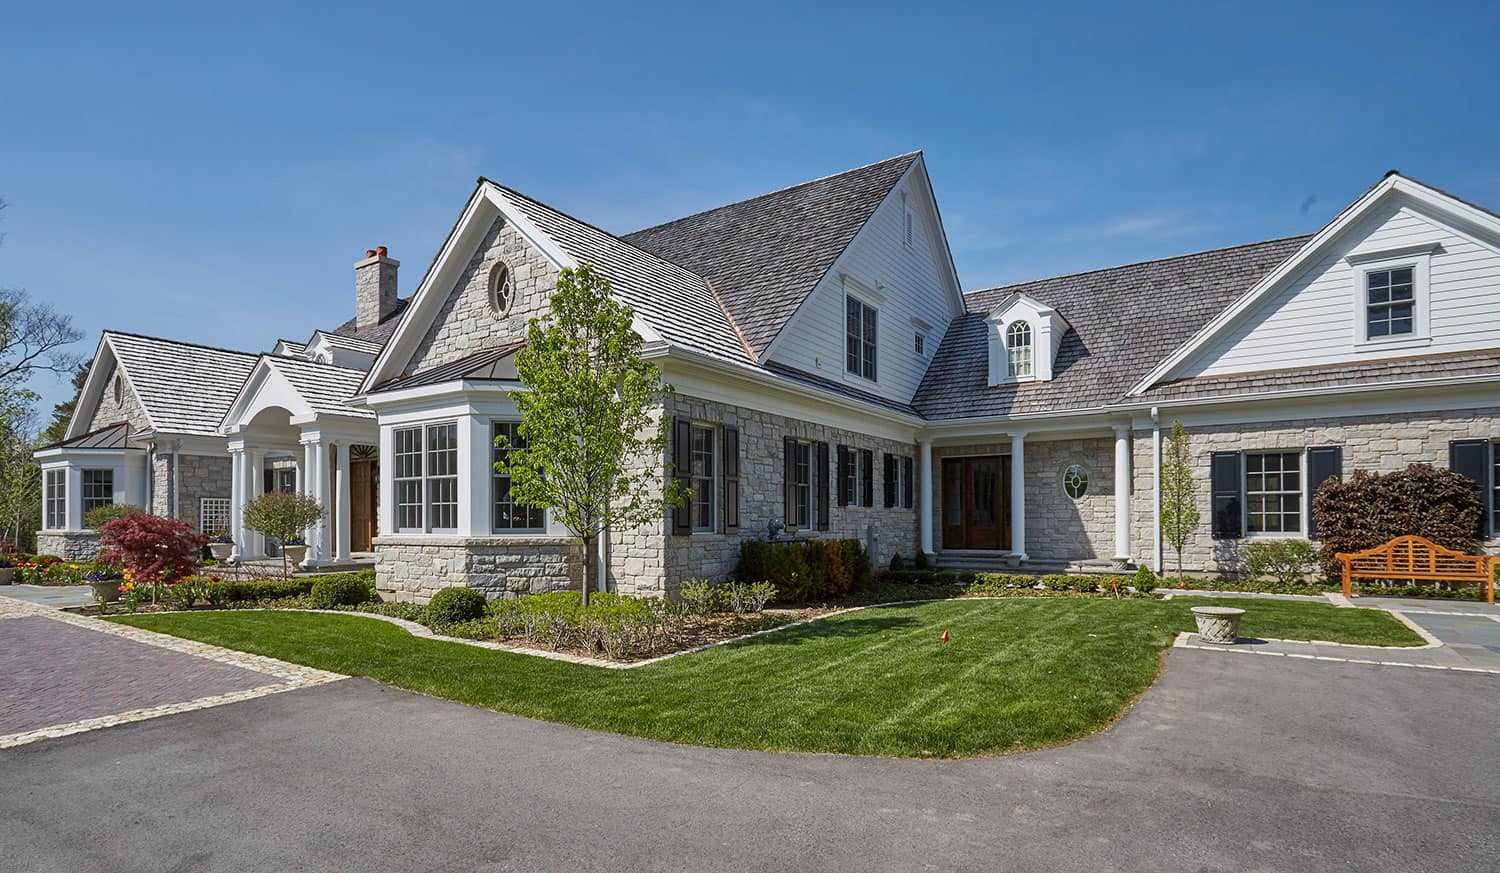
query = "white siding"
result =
(767, 174, 961, 405)
(1181, 196, 1500, 379)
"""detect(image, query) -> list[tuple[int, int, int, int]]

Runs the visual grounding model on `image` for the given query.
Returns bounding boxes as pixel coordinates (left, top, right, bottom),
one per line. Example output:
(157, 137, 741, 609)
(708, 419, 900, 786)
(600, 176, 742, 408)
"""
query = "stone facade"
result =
(355, 254, 399, 330)
(930, 435, 1119, 562)
(85, 364, 150, 434)
(177, 454, 232, 532)
(35, 531, 102, 560)
(407, 215, 561, 375)
(375, 535, 583, 603)
(1141, 406, 1500, 574)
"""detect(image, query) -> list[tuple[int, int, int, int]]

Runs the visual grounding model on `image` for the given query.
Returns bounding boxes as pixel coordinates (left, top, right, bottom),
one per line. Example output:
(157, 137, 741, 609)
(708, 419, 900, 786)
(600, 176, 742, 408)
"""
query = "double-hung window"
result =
(846, 296, 877, 380)
(690, 424, 716, 532)
(1006, 321, 1033, 379)
(1245, 451, 1302, 534)
(493, 422, 544, 531)
(393, 422, 459, 532)
(1365, 266, 1415, 338)
(82, 470, 113, 515)
(44, 470, 66, 529)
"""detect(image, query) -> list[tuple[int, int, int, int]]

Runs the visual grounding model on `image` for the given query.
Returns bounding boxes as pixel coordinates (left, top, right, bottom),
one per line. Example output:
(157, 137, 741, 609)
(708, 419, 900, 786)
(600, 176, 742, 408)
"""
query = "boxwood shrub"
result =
(734, 538, 872, 603)
(426, 586, 489, 625)
(309, 572, 377, 609)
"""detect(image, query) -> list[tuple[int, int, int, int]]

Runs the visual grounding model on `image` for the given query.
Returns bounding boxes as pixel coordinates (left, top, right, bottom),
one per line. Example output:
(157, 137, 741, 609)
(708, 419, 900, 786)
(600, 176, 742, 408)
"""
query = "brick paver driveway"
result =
(0, 596, 340, 747)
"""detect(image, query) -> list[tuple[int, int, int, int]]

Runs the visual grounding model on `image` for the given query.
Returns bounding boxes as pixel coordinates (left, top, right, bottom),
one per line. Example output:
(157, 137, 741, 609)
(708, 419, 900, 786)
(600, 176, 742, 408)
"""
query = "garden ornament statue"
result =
(766, 518, 787, 541)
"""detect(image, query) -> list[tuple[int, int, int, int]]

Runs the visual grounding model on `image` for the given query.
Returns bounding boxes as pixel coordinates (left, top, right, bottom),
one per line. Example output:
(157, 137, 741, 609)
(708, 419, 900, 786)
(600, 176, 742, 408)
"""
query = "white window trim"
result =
(392, 421, 460, 534)
(44, 469, 66, 530)
(1006, 320, 1035, 380)
(689, 421, 718, 535)
(844, 292, 879, 383)
(491, 419, 546, 534)
(1346, 247, 1433, 351)
(1242, 449, 1307, 539)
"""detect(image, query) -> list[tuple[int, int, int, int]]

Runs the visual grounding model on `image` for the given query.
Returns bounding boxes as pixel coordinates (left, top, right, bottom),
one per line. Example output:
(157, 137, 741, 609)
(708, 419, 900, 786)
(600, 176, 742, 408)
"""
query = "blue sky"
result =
(4, 1, 1499, 417)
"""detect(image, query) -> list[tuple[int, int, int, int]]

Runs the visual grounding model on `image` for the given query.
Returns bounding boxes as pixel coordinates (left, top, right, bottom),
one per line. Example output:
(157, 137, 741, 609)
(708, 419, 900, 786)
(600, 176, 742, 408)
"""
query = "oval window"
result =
(490, 263, 514, 317)
(1063, 464, 1089, 500)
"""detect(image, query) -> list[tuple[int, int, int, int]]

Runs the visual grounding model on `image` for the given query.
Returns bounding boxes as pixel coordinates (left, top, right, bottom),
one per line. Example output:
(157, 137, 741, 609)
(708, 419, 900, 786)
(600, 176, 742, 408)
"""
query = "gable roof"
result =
(914, 235, 1312, 420)
(622, 152, 921, 356)
(82, 332, 260, 437)
(221, 354, 374, 430)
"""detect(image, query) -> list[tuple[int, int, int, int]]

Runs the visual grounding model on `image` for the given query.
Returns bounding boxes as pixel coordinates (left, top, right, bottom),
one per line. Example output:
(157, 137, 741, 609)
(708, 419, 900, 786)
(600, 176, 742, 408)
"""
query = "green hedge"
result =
(734, 539, 871, 603)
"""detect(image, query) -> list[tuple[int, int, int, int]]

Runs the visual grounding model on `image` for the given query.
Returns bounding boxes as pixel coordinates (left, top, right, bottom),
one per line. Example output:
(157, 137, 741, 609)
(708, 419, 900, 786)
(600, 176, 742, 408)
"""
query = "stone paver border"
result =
(1171, 632, 1500, 675)
(0, 595, 344, 749)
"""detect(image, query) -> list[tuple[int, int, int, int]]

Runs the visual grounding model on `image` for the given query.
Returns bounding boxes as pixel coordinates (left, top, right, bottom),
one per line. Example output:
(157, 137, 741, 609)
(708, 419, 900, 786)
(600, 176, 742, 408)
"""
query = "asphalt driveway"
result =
(2, 648, 1496, 872)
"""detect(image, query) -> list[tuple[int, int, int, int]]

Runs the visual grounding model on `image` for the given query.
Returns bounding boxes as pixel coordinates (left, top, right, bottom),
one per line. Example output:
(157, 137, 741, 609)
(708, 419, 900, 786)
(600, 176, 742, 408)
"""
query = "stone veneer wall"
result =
(35, 531, 102, 560)
(930, 437, 1118, 562)
(375, 536, 583, 604)
(407, 215, 561, 375)
(1136, 406, 1500, 574)
(176, 455, 231, 532)
(84, 363, 151, 434)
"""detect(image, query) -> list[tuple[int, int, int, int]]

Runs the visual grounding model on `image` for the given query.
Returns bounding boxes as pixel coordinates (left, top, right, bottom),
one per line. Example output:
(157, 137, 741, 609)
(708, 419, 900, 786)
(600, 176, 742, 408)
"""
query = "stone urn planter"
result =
(89, 578, 123, 603)
(282, 545, 308, 566)
(209, 542, 234, 561)
(1190, 605, 1245, 644)
(0, 566, 14, 585)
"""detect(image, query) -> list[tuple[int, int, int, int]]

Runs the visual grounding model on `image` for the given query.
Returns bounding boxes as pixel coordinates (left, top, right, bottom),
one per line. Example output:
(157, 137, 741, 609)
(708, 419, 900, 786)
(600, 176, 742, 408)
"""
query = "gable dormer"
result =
(986, 293, 1069, 384)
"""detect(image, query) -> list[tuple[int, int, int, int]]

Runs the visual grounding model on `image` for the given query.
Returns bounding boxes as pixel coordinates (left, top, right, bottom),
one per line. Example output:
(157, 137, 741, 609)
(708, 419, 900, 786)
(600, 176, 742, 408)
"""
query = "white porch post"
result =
(918, 438, 934, 555)
(1009, 432, 1027, 560)
(228, 446, 245, 561)
(1113, 424, 1132, 564)
(302, 438, 330, 567)
(247, 449, 265, 559)
(301, 439, 317, 559)
(335, 442, 352, 564)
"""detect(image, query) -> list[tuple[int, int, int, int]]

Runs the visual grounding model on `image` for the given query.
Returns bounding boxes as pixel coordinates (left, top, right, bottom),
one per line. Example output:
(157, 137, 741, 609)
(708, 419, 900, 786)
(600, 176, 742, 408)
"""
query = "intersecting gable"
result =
(68, 332, 258, 439)
(1134, 174, 1500, 393)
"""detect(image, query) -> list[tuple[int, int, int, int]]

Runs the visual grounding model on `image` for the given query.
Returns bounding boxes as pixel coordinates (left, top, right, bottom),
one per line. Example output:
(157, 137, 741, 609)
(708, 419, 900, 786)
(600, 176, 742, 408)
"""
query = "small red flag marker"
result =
(940, 629, 949, 643)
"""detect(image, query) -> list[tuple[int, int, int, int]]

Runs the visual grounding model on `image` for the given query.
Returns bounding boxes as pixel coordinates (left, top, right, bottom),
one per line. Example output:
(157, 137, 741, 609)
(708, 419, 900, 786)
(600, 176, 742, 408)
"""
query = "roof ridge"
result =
(104, 329, 260, 360)
(624, 151, 922, 238)
(963, 233, 1315, 302)
(263, 353, 370, 375)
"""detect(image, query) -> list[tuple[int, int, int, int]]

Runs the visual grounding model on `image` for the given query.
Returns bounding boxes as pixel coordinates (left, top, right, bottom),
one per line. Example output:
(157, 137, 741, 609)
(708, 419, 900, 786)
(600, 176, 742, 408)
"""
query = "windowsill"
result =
(1243, 532, 1308, 540)
(1353, 334, 1432, 352)
(491, 529, 548, 536)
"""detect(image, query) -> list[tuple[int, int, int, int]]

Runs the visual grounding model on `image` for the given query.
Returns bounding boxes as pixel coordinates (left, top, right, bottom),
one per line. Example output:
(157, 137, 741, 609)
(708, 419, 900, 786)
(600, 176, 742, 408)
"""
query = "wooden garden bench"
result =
(1336, 535, 1495, 604)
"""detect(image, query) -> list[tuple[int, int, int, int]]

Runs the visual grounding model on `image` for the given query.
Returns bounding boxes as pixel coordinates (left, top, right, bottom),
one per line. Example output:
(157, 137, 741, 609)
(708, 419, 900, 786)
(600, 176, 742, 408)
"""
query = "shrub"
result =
(85, 503, 143, 530)
(841, 539, 872, 588)
(913, 550, 930, 570)
(678, 579, 720, 616)
(200, 576, 319, 606)
(723, 580, 776, 614)
(1133, 565, 1157, 595)
(310, 572, 378, 609)
(99, 513, 206, 585)
(734, 539, 870, 603)
(515, 592, 582, 650)
(426, 586, 488, 625)
(967, 573, 1040, 594)
(242, 492, 326, 577)
(889, 553, 906, 572)
(1312, 464, 1483, 582)
(1245, 539, 1317, 586)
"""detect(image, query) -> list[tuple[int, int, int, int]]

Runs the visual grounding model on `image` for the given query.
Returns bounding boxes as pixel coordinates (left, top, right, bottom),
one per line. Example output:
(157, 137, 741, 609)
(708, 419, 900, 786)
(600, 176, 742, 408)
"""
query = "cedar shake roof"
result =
(622, 152, 919, 356)
(327, 297, 411, 346)
(259, 356, 375, 419)
(914, 235, 1314, 419)
(1141, 348, 1500, 400)
(104, 332, 259, 436)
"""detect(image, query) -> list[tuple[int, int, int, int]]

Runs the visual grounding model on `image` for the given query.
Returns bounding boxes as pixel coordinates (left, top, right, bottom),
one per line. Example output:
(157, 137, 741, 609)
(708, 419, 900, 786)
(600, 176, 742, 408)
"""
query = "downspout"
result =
(172, 441, 181, 520)
(1151, 407, 1162, 574)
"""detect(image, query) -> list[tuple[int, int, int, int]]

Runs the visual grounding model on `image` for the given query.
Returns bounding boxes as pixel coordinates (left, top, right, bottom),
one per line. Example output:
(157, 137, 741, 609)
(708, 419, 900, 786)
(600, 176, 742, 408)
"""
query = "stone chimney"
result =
(354, 245, 399, 330)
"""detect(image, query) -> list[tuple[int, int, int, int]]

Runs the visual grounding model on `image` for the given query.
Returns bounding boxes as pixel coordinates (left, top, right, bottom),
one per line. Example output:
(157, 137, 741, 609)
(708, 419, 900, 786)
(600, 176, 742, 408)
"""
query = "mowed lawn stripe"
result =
(114, 597, 1420, 758)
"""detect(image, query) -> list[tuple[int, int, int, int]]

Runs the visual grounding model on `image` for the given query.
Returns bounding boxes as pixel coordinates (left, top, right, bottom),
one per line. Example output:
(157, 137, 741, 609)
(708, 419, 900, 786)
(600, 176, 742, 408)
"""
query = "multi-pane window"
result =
(1245, 451, 1302, 534)
(1007, 321, 1033, 378)
(426, 423, 459, 531)
(493, 422, 544, 531)
(1366, 267, 1415, 338)
(846, 296, 877, 380)
(393, 426, 425, 531)
(689, 424, 716, 532)
(44, 470, 65, 529)
(914, 333, 926, 356)
(791, 441, 812, 528)
(200, 498, 231, 535)
(82, 469, 113, 515)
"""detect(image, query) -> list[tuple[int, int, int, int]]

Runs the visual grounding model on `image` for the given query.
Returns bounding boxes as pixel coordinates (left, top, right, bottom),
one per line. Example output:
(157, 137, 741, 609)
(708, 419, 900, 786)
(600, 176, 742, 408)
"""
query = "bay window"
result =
(393, 422, 458, 532)
(493, 421, 544, 531)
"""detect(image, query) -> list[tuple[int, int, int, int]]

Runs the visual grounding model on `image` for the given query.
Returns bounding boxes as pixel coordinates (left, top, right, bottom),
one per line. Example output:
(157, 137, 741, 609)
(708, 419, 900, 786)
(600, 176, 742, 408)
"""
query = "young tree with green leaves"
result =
(496, 264, 684, 604)
(1159, 419, 1200, 586)
(242, 491, 325, 579)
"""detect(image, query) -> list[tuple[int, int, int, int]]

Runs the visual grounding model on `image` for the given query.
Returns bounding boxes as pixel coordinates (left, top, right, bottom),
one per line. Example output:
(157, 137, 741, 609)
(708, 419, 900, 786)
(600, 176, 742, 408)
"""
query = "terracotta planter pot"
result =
(0, 567, 14, 585)
(209, 543, 234, 561)
(89, 579, 123, 603)
(282, 545, 308, 566)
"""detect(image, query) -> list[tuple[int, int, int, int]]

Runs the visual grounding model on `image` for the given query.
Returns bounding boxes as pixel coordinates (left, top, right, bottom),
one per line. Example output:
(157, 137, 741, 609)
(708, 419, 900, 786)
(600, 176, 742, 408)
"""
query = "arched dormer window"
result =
(1007, 321, 1033, 378)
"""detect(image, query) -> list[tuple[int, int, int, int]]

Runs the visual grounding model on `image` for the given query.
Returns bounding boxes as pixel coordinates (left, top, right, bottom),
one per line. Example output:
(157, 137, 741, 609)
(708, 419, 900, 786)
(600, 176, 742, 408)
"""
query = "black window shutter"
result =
(816, 442, 831, 531)
(263, 468, 274, 496)
(837, 445, 851, 507)
(860, 449, 874, 507)
(883, 453, 897, 508)
(1449, 439, 1490, 538)
(1210, 451, 1243, 539)
(723, 426, 740, 533)
(902, 456, 915, 508)
(672, 419, 693, 535)
(1305, 446, 1342, 539)
(783, 436, 797, 530)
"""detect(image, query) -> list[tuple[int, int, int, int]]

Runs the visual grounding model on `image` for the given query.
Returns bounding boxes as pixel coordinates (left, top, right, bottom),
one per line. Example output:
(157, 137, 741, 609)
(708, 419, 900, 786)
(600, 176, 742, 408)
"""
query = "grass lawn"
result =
(114, 596, 1420, 758)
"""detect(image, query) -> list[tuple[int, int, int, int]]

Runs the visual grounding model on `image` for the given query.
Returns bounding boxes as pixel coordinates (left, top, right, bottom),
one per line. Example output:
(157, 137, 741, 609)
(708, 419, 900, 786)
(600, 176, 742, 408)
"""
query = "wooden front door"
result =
(940, 455, 1011, 550)
(350, 459, 377, 552)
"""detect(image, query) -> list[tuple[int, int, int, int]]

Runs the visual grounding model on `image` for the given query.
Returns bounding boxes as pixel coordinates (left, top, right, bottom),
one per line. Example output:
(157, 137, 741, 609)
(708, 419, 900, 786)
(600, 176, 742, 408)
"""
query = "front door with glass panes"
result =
(941, 455, 1011, 550)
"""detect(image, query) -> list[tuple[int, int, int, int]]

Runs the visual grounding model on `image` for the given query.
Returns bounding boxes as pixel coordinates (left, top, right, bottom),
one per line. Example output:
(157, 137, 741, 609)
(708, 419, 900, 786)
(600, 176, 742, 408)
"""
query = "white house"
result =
(39, 157, 1500, 600)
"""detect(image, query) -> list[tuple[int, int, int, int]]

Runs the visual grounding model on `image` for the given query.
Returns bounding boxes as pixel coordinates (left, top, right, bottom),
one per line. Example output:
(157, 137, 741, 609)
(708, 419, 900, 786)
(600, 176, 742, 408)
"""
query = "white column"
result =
(308, 441, 331, 566)
(918, 439, 934, 555)
(229, 448, 245, 561)
(335, 443, 352, 563)
(1009, 432, 1026, 560)
(248, 449, 266, 560)
(302, 440, 318, 558)
(1152, 413, 1163, 574)
(1114, 424, 1133, 563)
